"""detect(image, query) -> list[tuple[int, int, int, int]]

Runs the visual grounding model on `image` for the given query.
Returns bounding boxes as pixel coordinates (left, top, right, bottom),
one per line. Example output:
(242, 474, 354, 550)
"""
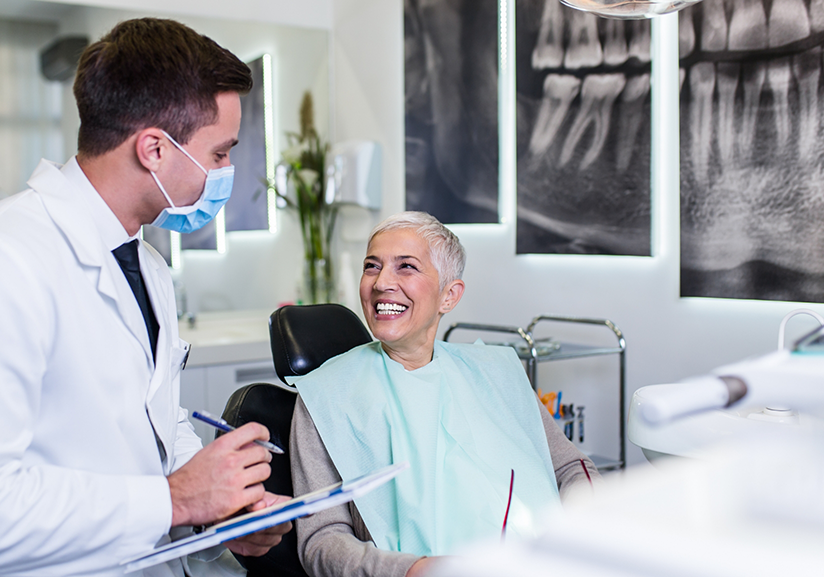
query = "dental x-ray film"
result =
(516, 0, 652, 256)
(680, 0, 824, 303)
(404, 0, 500, 225)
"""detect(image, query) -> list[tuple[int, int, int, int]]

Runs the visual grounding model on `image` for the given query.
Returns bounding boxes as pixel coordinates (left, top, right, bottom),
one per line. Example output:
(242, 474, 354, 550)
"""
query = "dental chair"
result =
(220, 304, 372, 577)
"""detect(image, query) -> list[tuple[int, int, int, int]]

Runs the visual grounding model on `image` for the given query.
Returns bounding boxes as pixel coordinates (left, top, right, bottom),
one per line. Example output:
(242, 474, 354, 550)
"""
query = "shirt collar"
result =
(62, 156, 135, 251)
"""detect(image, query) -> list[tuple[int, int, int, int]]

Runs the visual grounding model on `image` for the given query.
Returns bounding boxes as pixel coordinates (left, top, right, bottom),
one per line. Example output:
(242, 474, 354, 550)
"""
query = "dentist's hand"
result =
(225, 492, 293, 556)
(167, 422, 272, 527)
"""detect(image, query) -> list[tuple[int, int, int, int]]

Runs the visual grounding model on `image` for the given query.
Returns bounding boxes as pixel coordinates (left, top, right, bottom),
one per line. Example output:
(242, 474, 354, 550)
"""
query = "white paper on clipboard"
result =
(122, 462, 409, 573)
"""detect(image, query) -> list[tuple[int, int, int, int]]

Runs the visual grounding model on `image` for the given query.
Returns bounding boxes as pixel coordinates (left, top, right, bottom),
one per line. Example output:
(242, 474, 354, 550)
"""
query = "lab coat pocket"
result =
(147, 338, 191, 467)
(170, 338, 191, 383)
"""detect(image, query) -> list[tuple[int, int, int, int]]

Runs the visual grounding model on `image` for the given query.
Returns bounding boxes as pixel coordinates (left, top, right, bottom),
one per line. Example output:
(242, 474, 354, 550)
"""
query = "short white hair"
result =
(368, 211, 466, 290)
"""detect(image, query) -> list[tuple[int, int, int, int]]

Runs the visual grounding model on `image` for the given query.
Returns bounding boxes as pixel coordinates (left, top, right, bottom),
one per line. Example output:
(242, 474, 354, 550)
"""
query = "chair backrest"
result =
(269, 303, 373, 384)
(221, 382, 304, 576)
(220, 303, 371, 576)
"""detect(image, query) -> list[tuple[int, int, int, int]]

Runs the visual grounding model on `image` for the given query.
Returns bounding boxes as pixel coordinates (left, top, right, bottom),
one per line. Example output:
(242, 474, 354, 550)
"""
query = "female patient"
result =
(290, 212, 599, 577)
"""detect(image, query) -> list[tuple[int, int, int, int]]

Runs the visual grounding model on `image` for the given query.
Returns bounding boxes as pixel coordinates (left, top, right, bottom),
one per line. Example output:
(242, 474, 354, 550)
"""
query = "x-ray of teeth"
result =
(517, 0, 651, 256)
(404, 0, 499, 224)
(680, 0, 824, 303)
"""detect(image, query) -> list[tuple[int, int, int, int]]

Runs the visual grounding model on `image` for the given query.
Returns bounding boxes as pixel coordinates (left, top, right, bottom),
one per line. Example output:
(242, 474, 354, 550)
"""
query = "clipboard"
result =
(122, 462, 409, 573)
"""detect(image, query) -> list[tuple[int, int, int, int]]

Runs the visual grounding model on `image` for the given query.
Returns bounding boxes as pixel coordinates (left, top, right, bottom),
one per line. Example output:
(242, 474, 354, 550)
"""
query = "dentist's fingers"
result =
(167, 423, 274, 527)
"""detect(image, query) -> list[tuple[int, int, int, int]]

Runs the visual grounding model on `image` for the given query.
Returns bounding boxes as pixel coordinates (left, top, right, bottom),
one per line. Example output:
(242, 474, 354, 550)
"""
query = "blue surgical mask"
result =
(150, 130, 234, 234)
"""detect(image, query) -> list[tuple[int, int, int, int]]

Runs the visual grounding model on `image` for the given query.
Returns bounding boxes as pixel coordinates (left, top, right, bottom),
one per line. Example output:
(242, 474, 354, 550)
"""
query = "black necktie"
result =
(112, 239, 159, 361)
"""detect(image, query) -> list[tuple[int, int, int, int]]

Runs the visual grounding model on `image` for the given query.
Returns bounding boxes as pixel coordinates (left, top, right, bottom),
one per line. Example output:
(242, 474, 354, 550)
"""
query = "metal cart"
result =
(443, 315, 626, 471)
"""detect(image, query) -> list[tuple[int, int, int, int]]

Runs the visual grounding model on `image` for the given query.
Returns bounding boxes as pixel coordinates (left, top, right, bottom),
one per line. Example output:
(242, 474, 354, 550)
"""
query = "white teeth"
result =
(528, 74, 581, 158)
(615, 73, 650, 173)
(376, 303, 407, 315)
(767, 57, 793, 148)
(792, 48, 821, 162)
(716, 62, 739, 164)
(812, 0, 824, 33)
(532, 0, 564, 69)
(564, 11, 603, 69)
(729, 0, 767, 50)
(768, 0, 811, 47)
(627, 20, 651, 64)
(679, 9, 695, 57)
(559, 73, 626, 170)
(603, 20, 628, 66)
(738, 62, 766, 161)
(701, 0, 728, 52)
(689, 62, 716, 186)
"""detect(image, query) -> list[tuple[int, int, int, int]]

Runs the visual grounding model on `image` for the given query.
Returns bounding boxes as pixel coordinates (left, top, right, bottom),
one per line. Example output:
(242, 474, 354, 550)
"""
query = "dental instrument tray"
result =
(443, 315, 626, 472)
(493, 337, 560, 358)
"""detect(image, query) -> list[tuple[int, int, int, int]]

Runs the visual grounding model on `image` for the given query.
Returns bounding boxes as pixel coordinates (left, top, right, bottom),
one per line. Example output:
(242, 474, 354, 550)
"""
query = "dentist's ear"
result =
(135, 128, 168, 172)
(440, 279, 465, 313)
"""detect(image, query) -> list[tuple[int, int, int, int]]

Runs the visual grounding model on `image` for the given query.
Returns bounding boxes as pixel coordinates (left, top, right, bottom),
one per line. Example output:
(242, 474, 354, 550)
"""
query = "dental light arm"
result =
(641, 350, 824, 425)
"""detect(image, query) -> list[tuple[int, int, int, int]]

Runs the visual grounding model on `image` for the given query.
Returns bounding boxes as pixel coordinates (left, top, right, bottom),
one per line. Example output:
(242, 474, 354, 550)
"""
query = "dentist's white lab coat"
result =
(0, 159, 239, 576)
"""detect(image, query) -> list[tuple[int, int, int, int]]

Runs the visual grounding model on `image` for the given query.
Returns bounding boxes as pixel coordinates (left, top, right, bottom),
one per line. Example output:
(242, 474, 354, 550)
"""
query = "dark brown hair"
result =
(73, 18, 252, 157)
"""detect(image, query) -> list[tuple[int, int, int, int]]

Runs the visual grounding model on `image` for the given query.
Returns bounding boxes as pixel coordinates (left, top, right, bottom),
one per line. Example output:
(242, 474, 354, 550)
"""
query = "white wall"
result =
(330, 1, 824, 466)
(34, 0, 333, 30)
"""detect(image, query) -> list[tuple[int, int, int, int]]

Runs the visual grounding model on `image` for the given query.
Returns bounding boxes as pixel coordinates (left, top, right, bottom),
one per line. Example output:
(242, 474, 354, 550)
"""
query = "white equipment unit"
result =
(325, 140, 382, 210)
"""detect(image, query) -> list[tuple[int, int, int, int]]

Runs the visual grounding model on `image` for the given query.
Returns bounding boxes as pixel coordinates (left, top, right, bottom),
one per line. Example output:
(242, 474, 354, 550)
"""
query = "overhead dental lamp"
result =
(560, 0, 702, 19)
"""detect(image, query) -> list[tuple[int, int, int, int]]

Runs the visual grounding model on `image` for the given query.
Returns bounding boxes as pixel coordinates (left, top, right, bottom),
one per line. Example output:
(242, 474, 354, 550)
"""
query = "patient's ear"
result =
(439, 280, 465, 313)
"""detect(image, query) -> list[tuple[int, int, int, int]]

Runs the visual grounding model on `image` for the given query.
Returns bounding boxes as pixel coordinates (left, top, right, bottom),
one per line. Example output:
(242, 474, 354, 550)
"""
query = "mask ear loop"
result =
(161, 130, 208, 175)
(151, 130, 210, 209)
(151, 171, 177, 208)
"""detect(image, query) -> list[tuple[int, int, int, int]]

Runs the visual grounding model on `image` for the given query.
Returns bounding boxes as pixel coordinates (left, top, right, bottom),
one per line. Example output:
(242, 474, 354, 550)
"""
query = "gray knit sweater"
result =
(290, 394, 600, 577)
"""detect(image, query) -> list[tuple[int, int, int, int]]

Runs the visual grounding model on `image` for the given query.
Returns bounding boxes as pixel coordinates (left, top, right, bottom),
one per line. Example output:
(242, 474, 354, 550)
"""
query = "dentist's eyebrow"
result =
(213, 138, 239, 152)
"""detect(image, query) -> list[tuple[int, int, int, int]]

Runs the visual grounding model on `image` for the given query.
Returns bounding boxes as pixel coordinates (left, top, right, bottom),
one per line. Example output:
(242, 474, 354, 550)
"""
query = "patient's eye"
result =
(399, 261, 418, 271)
(363, 262, 378, 271)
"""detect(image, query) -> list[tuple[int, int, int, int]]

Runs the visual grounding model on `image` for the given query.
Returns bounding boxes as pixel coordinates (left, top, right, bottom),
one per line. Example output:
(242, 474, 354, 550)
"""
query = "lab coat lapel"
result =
(139, 241, 179, 464)
(26, 159, 155, 367)
(141, 241, 169, 399)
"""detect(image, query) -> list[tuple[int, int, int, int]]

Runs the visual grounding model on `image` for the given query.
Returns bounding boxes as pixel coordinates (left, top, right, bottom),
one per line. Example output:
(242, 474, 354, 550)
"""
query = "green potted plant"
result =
(274, 92, 337, 304)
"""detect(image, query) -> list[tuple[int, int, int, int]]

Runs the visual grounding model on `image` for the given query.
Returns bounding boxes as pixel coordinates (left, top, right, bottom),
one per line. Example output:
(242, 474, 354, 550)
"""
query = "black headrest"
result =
(269, 304, 372, 384)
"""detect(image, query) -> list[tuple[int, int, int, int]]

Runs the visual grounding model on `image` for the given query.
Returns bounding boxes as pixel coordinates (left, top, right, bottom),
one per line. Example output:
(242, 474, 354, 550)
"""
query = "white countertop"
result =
(178, 309, 273, 367)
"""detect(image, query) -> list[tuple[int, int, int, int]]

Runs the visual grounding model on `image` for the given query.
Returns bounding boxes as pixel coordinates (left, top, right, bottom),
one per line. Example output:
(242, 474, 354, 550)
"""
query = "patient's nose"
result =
(374, 268, 397, 292)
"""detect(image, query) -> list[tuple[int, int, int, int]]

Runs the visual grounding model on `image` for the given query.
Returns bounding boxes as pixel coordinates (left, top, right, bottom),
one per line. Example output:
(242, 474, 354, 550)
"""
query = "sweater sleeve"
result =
(290, 396, 422, 577)
(535, 393, 602, 501)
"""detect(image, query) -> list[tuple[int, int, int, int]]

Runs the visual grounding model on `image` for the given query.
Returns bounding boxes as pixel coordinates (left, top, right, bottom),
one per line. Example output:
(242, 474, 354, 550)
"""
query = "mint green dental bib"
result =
(296, 340, 560, 556)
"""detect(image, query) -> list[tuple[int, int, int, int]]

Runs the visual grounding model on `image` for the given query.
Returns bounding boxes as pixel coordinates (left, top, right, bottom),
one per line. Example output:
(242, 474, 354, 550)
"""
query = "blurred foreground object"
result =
(431, 432, 824, 577)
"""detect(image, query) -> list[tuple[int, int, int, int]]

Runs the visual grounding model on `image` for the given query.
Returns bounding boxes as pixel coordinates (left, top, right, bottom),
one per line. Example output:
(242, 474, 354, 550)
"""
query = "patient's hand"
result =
(406, 556, 447, 577)
(224, 492, 293, 556)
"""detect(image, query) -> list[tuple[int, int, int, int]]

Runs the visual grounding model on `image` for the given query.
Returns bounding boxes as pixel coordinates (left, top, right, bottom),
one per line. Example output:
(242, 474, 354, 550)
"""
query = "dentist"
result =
(0, 18, 289, 576)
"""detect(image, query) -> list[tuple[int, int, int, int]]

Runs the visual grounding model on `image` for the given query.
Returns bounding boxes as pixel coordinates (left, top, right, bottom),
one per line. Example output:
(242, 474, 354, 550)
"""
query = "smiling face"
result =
(360, 228, 464, 370)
